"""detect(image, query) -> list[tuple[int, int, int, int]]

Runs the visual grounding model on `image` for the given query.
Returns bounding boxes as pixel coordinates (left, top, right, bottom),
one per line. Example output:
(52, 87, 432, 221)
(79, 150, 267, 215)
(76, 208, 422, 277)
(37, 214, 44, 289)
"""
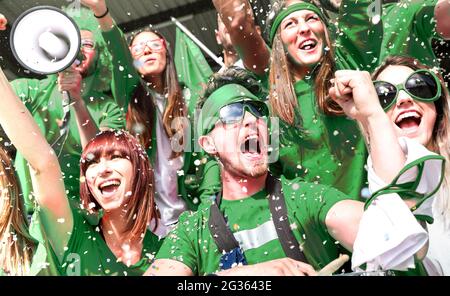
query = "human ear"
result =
(198, 135, 217, 155)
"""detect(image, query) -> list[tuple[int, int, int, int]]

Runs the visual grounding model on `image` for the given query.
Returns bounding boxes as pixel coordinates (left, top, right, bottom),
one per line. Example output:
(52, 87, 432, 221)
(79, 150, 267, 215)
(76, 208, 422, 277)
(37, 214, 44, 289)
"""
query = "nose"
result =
(97, 159, 113, 176)
(297, 20, 311, 35)
(395, 90, 414, 107)
(242, 111, 259, 128)
(143, 43, 152, 55)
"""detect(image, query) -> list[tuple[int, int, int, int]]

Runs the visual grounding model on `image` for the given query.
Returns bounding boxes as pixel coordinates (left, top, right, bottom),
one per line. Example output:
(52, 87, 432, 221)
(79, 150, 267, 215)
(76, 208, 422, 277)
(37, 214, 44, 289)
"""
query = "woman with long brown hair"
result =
(214, 0, 382, 200)
(330, 55, 450, 275)
(81, 0, 220, 236)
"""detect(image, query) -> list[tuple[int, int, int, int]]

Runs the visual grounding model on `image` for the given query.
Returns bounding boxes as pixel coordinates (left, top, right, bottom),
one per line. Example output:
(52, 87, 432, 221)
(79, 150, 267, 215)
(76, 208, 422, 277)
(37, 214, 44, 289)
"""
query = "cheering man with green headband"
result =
(146, 67, 429, 276)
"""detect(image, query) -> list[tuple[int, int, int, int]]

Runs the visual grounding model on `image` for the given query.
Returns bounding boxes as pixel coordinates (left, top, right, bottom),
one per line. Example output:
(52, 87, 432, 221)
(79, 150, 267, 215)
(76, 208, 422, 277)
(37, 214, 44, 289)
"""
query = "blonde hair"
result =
(373, 56, 450, 229)
(0, 148, 35, 275)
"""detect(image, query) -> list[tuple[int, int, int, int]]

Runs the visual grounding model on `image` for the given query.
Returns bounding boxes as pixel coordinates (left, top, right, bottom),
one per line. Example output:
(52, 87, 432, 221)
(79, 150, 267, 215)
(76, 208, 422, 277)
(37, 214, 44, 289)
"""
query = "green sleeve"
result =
(283, 177, 350, 228)
(63, 208, 88, 256)
(315, 186, 351, 227)
(335, 0, 384, 71)
(10, 78, 34, 105)
(155, 210, 199, 274)
(414, 0, 442, 41)
(101, 24, 141, 109)
(196, 158, 221, 203)
(95, 98, 126, 130)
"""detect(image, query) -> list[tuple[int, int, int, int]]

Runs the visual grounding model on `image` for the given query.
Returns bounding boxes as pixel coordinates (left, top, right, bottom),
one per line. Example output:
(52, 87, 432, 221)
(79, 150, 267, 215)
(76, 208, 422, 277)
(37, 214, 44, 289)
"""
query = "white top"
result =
(218, 59, 244, 74)
(427, 207, 450, 275)
(152, 92, 188, 237)
(363, 137, 447, 275)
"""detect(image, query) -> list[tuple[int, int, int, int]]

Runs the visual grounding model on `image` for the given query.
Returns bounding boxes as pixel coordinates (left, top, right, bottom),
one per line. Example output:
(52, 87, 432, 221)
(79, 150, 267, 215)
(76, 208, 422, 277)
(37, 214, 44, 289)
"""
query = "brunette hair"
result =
(373, 55, 450, 228)
(127, 30, 186, 159)
(79, 130, 157, 238)
(267, 0, 340, 127)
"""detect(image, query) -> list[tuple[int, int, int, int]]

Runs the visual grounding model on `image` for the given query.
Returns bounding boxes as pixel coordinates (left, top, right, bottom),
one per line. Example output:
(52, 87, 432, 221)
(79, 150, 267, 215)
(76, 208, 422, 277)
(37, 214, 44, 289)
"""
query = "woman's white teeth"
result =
(99, 180, 121, 192)
(396, 111, 421, 123)
(300, 40, 316, 50)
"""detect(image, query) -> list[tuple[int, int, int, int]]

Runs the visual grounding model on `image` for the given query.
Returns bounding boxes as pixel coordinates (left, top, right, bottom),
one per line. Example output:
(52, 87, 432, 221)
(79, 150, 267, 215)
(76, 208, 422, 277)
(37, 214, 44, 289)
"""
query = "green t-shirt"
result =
(30, 208, 163, 276)
(11, 75, 125, 213)
(156, 176, 350, 275)
(381, 0, 442, 68)
(270, 0, 383, 199)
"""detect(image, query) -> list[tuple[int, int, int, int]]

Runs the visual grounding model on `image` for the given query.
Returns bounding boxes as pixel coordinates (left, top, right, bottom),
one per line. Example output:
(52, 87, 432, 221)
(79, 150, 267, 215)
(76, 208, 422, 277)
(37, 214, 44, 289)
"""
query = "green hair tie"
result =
(198, 84, 261, 137)
(269, 2, 327, 45)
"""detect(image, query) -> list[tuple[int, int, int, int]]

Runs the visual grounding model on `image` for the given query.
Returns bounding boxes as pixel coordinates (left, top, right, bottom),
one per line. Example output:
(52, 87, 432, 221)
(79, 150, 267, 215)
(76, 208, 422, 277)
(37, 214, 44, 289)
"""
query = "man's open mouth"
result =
(240, 134, 262, 156)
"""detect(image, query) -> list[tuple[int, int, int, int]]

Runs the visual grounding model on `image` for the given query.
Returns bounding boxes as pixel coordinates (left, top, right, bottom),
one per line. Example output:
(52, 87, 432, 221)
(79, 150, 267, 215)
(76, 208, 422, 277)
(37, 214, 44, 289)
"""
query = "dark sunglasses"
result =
(218, 100, 269, 125)
(373, 69, 442, 111)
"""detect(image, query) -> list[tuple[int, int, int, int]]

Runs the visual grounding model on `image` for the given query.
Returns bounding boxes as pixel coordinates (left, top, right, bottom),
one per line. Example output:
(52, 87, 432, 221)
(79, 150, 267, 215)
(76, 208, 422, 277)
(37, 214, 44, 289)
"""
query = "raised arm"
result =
(435, 0, 450, 39)
(81, 0, 140, 109)
(0, 67, 72, 261)
(58, 66, 99, 148)
(80, 0, 113, 31)
(329, 70, 406, 183)
(212, 0, 270, 75)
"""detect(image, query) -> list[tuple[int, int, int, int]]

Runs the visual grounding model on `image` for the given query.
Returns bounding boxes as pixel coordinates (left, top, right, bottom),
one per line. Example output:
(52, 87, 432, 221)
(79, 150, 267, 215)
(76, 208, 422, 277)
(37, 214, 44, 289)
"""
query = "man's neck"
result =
(221, 170, 267, 201)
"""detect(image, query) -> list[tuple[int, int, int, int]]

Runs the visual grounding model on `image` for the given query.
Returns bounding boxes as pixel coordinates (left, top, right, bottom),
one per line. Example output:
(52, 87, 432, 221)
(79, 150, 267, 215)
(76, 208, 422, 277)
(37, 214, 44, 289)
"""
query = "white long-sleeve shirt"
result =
(362, 137, 447, 275)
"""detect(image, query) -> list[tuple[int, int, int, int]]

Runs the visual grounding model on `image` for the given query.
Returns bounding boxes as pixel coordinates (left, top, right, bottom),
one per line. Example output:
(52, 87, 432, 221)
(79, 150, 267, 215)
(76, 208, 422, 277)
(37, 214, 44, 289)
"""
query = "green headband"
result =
(269, 2, 327, 45)
(198, 84, 261, 137)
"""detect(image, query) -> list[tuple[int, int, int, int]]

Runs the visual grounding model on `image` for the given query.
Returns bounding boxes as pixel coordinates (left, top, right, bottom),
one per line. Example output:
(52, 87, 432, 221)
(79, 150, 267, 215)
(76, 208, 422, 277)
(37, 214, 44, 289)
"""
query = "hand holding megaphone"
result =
(57, 66, 83, 101)
(0, 13, 7, 30)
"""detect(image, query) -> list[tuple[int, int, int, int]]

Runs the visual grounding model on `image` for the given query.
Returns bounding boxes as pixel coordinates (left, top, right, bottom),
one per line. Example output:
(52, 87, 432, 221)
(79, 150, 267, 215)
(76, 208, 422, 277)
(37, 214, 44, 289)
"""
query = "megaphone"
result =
(10, 6, 81, 75)
(10, 6, 81, 156)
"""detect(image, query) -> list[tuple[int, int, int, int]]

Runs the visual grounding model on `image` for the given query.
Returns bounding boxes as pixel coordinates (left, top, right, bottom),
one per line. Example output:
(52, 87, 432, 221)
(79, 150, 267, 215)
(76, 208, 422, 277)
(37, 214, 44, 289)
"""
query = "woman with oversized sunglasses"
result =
(330, 55, 450, 275)
(80, 0, 220, 237)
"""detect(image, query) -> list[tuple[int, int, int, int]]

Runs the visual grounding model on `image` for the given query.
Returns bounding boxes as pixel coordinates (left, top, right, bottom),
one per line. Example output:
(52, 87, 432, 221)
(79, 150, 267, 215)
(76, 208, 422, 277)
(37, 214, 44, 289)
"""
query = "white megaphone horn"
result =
(10, 6, 81, 75)
(10, 6, 82, 155)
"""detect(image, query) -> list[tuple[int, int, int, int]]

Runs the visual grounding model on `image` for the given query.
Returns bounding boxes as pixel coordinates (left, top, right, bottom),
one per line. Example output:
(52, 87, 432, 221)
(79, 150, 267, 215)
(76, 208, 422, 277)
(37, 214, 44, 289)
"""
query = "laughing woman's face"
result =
(279, 8, 326, 73)
(377, 65, 437, 149)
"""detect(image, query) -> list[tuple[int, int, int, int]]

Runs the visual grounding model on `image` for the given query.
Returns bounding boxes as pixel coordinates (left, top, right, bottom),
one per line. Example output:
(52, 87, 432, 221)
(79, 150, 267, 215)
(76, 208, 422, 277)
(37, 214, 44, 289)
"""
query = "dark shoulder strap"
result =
(51, 91, 71, 157)
(266, 174, 309, 263)
(208, 192, 240, 253)
(208, 174, 309, 264)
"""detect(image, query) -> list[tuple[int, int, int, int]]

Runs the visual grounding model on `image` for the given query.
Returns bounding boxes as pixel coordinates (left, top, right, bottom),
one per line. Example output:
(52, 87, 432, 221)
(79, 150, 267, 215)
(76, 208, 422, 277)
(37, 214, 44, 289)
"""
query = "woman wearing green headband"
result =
(264, 0, 382, 200)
